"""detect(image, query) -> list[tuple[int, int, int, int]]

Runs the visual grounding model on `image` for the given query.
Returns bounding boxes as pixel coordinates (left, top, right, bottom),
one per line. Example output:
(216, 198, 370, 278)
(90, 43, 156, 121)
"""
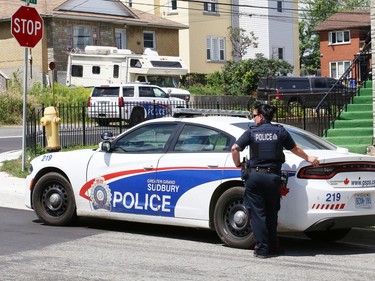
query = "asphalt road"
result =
(1, 206, 375, 280)
(0, 126, 22, 153)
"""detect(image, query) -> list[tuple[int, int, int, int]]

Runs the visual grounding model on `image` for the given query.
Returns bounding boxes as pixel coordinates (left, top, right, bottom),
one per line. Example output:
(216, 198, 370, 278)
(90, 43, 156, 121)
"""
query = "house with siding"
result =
(236, 0, 299, 76)
(128, 0, 299, 75)
(0, 0, 187, 89)
(314, 9, 370, 82)
(129, 0, 233, 74)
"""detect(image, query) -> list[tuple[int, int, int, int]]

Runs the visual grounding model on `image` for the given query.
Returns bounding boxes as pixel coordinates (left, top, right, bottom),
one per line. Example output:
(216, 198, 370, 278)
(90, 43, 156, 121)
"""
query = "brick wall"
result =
(319, 29, 362, 77)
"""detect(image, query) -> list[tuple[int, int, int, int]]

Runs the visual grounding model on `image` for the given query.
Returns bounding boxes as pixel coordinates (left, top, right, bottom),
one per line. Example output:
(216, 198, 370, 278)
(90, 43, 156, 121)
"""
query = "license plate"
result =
(355, 193, 372, 208)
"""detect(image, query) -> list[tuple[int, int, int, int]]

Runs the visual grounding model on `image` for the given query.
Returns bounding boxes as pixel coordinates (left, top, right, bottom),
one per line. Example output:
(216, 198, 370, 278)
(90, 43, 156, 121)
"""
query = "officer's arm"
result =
(231, 144, 242, 167)
(290, 145, 319, 167)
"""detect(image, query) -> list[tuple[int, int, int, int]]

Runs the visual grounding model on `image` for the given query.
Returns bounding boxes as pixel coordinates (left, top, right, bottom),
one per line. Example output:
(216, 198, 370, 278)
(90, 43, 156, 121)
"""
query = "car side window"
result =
(123, 86, 134, 97)
(153, 87, 167, 98)
(113, 123, 177, 153)
(313, 78, 326, 88)
(139, 86, 154, 97)
(174, 125, 232, 152)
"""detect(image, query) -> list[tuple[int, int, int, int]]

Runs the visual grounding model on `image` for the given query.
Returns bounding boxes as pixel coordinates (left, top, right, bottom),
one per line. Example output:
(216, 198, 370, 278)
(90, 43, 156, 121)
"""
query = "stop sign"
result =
(11, 6, 44, 48)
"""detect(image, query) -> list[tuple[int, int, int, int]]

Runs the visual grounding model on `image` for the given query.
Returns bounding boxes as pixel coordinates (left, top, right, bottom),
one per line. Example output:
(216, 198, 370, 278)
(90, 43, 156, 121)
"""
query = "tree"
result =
(207, 54, 294, 96)
(228, 26, 258, 60)
(299, 0, 370, 72)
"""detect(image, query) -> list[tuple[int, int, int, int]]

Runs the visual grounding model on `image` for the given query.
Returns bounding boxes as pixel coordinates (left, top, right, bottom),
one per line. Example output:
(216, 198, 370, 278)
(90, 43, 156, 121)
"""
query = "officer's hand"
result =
(308, 156, 319, 167)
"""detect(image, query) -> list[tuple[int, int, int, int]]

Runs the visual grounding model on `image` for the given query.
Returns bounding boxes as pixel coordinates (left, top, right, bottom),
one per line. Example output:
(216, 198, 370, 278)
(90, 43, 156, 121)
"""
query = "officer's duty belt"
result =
(250, 167, 280, 175)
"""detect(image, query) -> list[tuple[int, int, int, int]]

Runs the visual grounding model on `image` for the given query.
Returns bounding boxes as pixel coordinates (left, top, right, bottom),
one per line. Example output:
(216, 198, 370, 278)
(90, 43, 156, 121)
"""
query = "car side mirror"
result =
(101, 140, 112, 152)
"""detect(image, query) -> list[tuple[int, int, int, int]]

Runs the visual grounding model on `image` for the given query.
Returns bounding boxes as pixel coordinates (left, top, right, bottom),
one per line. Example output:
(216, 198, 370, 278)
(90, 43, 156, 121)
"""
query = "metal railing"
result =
(314, 43, 372, 136)
(26, 100, 325, 154)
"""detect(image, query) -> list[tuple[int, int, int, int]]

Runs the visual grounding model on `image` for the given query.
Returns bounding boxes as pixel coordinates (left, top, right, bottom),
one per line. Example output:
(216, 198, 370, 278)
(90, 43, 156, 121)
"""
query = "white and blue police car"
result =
(25, 109, 375, 249)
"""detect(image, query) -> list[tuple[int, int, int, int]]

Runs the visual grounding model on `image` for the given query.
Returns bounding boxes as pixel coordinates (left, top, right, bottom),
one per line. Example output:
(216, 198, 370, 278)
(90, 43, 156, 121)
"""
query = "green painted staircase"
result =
(324, 80, 373, 154)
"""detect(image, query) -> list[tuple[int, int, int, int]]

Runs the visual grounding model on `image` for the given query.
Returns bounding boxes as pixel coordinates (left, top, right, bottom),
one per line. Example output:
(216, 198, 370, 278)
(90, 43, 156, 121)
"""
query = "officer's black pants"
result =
(244, 172, 281, 256)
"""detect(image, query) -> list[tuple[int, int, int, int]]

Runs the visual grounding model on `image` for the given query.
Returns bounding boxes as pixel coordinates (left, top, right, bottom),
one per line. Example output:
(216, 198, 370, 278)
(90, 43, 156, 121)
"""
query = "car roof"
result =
(95, 83, 159, 87)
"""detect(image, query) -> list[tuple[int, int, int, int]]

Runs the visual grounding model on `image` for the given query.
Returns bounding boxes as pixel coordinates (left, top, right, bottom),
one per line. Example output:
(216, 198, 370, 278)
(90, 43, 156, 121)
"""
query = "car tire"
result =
(32, 172, 77, 226)
(95, 119, 110, 126)
(214, 186, 255, 249)
(304, 228, 351, 242)
(130, 107, 145, 127)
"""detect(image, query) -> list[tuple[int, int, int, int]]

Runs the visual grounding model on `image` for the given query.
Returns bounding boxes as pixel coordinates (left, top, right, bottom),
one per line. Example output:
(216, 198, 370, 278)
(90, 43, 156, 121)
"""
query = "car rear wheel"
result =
(130, 107, 145, 127)
(214, 186, 255, 249)
(32, 172, 77, 226)
(304, 228, 351, 242)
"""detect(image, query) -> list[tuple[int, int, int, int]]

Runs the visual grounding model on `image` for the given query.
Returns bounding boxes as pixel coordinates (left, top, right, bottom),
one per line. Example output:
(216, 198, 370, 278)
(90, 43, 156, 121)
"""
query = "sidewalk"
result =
(0, 150, 29, 210)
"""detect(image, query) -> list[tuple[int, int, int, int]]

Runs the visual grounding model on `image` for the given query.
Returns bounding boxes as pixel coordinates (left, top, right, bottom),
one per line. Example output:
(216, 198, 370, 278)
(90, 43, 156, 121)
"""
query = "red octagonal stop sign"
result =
(11, 6, 44, 48)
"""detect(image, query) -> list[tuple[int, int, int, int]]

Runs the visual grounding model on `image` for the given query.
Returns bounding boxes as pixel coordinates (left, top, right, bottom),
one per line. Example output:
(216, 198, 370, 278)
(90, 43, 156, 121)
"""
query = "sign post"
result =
(11, 4, 44, 171)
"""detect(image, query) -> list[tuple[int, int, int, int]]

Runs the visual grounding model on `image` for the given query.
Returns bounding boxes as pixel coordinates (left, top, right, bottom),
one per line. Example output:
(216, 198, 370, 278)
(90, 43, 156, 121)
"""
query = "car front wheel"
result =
(32, 172, 77, 226)
(214, 186, 255, 249)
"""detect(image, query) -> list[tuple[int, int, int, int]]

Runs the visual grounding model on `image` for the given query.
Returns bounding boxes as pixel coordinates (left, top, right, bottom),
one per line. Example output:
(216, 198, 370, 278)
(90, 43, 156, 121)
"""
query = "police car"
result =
(25, 109, 375, 249)
(87, 83, 186, 127)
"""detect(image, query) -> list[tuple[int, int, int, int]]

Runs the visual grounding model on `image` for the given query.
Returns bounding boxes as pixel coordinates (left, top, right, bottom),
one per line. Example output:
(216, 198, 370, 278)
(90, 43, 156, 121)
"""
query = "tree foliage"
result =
(228, 26, 258, 60)
(207, 54, 294, 96)
(299, 0, 370, 72)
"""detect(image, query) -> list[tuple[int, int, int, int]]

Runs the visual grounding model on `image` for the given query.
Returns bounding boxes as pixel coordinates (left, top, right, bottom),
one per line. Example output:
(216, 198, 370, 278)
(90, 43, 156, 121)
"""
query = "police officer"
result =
(231, 103, 319, 258)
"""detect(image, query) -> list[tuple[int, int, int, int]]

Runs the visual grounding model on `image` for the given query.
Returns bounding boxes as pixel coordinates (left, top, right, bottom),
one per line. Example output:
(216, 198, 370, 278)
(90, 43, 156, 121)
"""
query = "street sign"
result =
(11, 6, 44, 48)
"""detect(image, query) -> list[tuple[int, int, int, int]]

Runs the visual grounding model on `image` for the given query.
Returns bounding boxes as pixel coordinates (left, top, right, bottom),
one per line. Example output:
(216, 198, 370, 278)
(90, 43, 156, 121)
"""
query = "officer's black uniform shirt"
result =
(235, 121, 296, 171)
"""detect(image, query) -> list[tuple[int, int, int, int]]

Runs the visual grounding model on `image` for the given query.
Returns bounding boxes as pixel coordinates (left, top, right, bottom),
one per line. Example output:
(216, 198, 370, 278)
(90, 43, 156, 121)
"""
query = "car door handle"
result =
(207, 165, 219, 168)
(144, 166, 154, 170)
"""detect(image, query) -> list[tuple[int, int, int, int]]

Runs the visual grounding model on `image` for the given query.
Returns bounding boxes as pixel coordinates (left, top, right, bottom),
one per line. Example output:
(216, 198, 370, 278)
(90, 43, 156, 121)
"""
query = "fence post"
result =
(82, 104, 86, 146)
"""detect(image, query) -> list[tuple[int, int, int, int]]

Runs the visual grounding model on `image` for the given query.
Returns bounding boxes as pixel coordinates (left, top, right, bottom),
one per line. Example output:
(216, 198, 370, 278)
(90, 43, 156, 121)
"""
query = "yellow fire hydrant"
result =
(40, 106, 61, 152)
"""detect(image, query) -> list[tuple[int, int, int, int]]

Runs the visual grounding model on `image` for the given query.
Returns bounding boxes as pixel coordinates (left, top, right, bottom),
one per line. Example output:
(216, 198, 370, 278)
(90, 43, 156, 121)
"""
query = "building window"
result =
(277, 1, 283, 12)
(204, 0, 218, 14)
(329, 31, 350, 45)
(144, 31, 155, 49)
(71, 65, 83, 77)
(330, 61, 351, 79)
(74, 27, 91, 49)
(92, 66, 100, 75)
(115, 29, 127, 49)
(272, 47, 284, 60)
(113, 65, 119, 78)
(206, 36, 225, 62)
(169, 0, 177, 12)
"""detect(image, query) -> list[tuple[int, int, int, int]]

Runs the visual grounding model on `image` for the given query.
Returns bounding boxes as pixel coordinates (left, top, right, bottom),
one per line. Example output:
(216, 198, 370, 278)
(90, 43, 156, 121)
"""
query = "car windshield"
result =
(233, 121, 337, 150)
(147, 76, 177, 88)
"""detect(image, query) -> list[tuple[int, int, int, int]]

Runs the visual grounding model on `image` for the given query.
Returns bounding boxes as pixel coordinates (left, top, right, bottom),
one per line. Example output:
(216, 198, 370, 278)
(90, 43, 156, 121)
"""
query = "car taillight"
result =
(87, 97, 91, 107)
(275, 91, 281, 100)
(298, 162, 375, 179)
(118, 97, 124, 107)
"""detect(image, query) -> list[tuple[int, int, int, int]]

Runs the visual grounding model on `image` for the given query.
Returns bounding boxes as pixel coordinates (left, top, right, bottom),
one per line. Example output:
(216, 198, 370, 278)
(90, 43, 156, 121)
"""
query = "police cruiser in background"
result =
(66, 46, 191, 102)
(87, 83, 186, 127)
(26, 108, 375, 249)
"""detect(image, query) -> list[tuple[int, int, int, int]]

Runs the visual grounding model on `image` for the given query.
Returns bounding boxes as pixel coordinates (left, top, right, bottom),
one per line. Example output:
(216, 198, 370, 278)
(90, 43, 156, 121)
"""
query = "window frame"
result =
(206, 36, 225, 62)
(277, 0, 283, 13)
(169, 0, 178, 13)
(143, 31, 156, 50)
(329, 30, 351, 45)
(329, 61, 351, 79)
(204, 0, 218, 15)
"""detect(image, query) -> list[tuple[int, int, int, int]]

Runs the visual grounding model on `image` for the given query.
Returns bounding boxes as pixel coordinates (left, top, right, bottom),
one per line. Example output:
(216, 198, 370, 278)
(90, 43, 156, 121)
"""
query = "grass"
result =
(0, 145, 97, 179)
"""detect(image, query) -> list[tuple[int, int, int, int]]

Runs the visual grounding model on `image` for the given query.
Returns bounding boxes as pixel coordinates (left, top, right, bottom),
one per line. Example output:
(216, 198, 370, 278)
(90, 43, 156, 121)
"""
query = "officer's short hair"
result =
(254, 104, 277, 122)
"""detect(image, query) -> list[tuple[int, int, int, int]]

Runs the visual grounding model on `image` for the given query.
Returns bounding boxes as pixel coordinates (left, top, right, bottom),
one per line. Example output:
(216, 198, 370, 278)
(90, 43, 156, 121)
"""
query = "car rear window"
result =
(91, 87, 120, 97)
(278, 79, 310, 90)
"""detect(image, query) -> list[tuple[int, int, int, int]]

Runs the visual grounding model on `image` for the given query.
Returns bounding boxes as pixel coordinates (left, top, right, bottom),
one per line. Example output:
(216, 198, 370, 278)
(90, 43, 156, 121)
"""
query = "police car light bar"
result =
(172, 108, 250, 118)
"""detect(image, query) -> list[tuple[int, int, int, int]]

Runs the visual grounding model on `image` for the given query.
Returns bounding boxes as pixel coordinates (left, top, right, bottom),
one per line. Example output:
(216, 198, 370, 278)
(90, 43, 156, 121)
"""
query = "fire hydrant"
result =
(40, 106, 61, 152)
